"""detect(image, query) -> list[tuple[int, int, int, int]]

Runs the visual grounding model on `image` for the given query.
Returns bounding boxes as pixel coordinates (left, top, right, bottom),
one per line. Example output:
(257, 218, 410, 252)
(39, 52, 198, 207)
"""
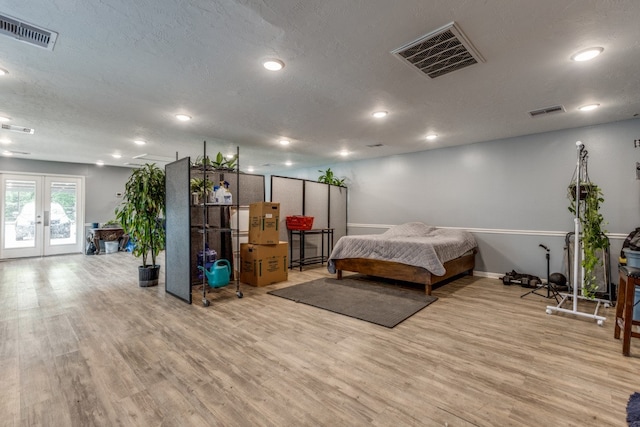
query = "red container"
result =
(286, 216, 314, 230)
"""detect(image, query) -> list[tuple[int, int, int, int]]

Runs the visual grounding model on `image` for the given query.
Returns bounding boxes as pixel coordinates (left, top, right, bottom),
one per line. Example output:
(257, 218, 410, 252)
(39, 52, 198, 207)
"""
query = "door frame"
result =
(1, 172, 85, 259)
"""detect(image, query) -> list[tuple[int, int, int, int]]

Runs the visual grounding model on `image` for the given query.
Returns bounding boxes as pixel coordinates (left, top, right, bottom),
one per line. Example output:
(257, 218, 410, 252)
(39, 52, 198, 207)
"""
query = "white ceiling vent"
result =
(1, 123, 35, 134)
(528, 105, 565, 117)
(392, 22, 484, 79)
(0, 13, 58, 51)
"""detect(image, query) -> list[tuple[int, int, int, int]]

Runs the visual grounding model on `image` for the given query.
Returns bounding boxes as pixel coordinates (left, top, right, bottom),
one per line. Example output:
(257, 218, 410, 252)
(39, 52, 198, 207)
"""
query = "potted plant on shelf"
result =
(115, 163, 166, 287)
(567, 181, 608, 298)
(317, 167, 346, 186)
(190, 177, 213, 204)
(192, 152, 237, 171)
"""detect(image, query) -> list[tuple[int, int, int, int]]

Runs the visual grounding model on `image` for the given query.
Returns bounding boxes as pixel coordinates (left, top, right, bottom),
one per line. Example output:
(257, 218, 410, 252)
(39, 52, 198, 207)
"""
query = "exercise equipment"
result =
(520, 244, 561, 303)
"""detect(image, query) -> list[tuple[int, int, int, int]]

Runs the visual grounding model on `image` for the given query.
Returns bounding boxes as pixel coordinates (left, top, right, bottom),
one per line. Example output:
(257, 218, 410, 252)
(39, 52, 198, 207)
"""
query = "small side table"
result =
(288, 228, 334, 271)
(91, 227, 125, 254)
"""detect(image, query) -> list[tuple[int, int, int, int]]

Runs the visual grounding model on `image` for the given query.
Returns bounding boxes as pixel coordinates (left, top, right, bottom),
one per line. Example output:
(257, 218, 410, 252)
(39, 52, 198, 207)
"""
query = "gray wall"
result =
(274, 118, 640, 280)
(0, 157, 132, 225)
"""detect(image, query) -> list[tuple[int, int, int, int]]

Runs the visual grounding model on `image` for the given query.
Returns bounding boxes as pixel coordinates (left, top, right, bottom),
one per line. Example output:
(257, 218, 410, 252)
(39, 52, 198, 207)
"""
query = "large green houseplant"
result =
(317, 168, 345, 186)
(115, 163, 166, 287)
(568, 182, 608, 298)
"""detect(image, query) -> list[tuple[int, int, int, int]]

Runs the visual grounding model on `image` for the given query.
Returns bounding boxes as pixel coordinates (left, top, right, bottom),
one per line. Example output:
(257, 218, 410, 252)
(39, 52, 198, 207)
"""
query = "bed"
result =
(328, 222, 477, 295)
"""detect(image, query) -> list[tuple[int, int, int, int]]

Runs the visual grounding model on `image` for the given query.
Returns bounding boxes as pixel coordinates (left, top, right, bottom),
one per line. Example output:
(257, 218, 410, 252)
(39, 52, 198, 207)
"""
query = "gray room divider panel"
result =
(330, 185, 347, 241)
(217, 172, 265, 206)
(304, 181, 329, 228)
(165, 157, 192, 303)
(271, 176, 304, 242)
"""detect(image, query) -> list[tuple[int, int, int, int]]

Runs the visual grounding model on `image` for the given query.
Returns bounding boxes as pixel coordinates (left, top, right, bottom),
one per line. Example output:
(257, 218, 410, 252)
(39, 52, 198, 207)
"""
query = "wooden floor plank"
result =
(1, 252, 639, 426)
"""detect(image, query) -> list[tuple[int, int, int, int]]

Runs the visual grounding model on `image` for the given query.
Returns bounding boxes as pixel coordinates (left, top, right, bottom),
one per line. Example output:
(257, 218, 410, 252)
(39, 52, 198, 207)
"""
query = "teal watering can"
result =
(198, 259, 231, 288)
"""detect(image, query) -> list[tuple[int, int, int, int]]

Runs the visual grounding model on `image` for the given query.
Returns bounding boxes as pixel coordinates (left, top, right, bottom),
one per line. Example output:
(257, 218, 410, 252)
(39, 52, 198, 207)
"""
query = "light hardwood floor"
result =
(1, 252, 639, 426)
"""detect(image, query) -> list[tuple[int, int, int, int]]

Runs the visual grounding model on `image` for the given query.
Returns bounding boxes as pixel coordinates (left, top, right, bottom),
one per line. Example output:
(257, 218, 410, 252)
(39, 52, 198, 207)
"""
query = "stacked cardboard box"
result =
(241, 202, 288, 286)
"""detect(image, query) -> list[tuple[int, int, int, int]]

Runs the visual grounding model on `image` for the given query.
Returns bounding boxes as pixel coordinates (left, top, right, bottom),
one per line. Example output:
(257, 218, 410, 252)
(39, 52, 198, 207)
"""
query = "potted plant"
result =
(567, 182, 608, 298)
(115, 163, 166, 287)
(190, 177, 213, 204)
(317, 168, 346, 186)
(192, 152, 237, 171)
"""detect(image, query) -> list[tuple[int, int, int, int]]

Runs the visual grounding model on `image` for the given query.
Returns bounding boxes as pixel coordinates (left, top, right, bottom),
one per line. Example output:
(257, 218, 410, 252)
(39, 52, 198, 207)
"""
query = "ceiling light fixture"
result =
(0, 68, 8, 76)
(175, 114, 191, 121)
(133, 139, 147, 145)
(279, 139, 290, 145)
(112, 154, 122, 159)
(0, 138, 11, 144)
(96, 160, 104, 166)
(571, 47, 604, 62)
(2, 150, 12, 156)
(340, 150, 349, 156)
(285, 161, 292, 166)
(0, 116, 11, 122)
(247, 166, 255, 172)
(263, 59, 284, 71)
(578, 104, 600, 111)
(372, 111, 388, 118)
(426, 134, 438, 140)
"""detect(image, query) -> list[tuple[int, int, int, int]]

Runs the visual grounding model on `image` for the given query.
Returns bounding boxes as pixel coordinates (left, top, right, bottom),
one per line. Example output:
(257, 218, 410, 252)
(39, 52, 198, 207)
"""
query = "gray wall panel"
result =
(329, 185, 347, 243)
(165, 158, 192, 303)
(304, 181, 329, 229)
(271, 176, 304, 242)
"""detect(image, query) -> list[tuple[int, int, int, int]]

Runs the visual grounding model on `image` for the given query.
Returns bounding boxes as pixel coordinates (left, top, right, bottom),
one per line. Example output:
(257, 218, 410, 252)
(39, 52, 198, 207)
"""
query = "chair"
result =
(614, 266, 640, 356)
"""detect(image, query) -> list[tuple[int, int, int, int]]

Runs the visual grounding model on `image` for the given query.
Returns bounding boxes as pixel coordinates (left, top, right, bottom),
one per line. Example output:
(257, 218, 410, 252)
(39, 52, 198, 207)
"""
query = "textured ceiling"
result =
(1, 0, 639, 172)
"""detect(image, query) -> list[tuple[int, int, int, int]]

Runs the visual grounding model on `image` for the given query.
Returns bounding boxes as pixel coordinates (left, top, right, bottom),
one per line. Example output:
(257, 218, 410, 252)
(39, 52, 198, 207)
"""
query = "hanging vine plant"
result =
(567, 181, 608, 299)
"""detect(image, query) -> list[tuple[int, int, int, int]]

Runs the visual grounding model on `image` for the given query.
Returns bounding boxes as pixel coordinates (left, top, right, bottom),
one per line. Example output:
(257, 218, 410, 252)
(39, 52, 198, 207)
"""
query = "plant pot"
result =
(568, 183, 595, 201)
(138, 265, 160, 287)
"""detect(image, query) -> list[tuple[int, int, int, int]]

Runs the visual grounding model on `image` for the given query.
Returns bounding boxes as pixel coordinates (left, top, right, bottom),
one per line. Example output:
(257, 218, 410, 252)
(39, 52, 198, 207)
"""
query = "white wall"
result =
(0, 157, 132, 225)
(275, 119, 640, 280)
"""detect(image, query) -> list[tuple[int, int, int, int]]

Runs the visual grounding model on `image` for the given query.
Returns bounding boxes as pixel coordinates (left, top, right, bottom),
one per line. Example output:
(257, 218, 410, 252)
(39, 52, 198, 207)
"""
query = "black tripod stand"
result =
(520, 244, 561, 303)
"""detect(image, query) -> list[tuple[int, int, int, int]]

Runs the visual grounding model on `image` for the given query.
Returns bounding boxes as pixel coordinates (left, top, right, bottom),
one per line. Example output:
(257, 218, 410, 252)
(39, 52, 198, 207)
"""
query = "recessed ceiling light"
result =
(372, 111, 388, 118)
(133, 139, 147, 145)
(339, 150, 349, 156)
(279, 139, 290, 145)
(0, 138, 11, 144)
(0, 68, 8, 76)
(112, 154, 122, 159)
(285, 161, 292, 166)
(96, 160, 104, 166)
(0, 116, 11, 122)
(578, 104, 600, 111)
(263, 59, 284, 71)
(2, 150, 13, 156)
(426, 134, 438, 140)
(571, 47, 604, 62)
(225, 154, 235, 160)
(175, 114, 191, 121)
(247, 166, 255, 172)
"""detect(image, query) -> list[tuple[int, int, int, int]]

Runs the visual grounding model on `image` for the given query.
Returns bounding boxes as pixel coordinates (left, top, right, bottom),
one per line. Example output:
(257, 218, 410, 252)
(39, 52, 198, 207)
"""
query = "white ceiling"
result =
(1, 1, 640, 172)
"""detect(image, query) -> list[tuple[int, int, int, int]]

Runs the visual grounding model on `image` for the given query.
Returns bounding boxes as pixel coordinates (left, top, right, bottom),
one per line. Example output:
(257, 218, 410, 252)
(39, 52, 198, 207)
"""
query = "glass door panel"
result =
(1, 175, 43, 257)
(44, 177, 83, 255)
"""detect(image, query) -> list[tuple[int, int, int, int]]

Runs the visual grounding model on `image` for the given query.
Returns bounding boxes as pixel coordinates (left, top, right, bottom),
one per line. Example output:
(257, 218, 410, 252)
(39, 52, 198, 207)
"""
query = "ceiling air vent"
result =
(1, 123, 35, 134)
(528, 105, 565, 118)
(0, 13, 58, 50)
(366, 143, 384, 148)
(392, 22, 484, 79)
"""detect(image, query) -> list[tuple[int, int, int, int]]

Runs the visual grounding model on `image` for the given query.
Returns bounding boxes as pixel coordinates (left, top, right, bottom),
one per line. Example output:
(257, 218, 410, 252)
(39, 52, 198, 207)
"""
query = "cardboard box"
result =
(249, 202, 280, 244)
(240, 242, 288, 287)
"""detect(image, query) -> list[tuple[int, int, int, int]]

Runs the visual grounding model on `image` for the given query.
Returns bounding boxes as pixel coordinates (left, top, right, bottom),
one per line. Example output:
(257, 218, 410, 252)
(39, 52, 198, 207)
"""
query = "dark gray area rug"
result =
(267, 276, 438, 328)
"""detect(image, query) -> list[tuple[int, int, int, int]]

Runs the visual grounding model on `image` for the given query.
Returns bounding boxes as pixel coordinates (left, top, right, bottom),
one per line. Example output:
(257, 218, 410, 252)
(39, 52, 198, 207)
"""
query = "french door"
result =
(1, 174, 84, 258)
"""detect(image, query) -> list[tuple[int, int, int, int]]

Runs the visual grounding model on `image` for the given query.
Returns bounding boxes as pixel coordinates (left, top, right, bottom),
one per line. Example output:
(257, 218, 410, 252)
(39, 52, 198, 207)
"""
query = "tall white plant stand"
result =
(545, 141, 608, 326)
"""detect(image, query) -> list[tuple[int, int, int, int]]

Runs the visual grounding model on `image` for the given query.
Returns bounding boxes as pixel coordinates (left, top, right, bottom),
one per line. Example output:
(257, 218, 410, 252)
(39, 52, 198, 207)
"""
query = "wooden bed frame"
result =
(334, 248, 477, 295)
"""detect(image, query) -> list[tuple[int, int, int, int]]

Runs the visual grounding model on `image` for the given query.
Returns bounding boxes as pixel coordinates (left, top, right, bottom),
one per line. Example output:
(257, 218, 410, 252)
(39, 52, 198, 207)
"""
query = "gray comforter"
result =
(327, 222, 477, 276)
